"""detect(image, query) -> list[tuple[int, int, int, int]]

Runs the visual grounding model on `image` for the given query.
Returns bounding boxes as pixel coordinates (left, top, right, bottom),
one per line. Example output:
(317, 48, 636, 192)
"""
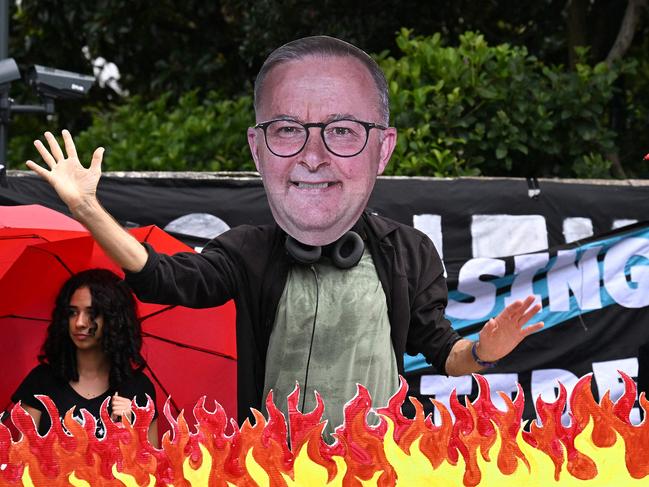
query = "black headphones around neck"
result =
(285, 231, 365, 269)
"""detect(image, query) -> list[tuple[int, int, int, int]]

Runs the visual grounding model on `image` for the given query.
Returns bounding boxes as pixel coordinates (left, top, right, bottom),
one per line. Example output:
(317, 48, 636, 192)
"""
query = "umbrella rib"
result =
(140, 306, 236, 360)
(140, 305, 178, 321)
(143, 226, 155, 242)
(141, 331, 237, 361)
(143, 363, 181, 416)
(31, 246, 75, 275)
(0, 234, 50, 242)
(0, 314, 49, 322)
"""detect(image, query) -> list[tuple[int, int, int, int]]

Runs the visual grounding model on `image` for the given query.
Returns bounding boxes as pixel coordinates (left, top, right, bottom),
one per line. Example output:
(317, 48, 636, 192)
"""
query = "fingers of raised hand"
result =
(501, 297, 541, 326)
(44, 131, 65, 160)
(519, 302, 542, 326)
(25, 159, 51, 180)
(522, 321, 545, 336)
(62, 129, 78, 159)
(90, 147, 105, 171)
(33, 139, 56, 168)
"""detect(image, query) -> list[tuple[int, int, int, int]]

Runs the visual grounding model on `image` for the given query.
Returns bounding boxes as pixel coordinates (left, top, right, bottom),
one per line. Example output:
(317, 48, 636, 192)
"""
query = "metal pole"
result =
(0, 0, 7, 59)
(0, 0, 9, 186)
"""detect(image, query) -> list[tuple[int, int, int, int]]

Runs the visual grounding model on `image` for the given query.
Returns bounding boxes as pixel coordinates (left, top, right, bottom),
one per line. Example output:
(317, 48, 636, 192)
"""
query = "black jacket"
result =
(125, 211, 461, 423)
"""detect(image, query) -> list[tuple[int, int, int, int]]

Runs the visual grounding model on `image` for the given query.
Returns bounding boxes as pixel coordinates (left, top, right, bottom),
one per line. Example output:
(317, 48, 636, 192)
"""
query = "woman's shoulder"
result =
(11, 363, 62, 406)
(121, 369, 155, 394)
(24, 363, 58, 382)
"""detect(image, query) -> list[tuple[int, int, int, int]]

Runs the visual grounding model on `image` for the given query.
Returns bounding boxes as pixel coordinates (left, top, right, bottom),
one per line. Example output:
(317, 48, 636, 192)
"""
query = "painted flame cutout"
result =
(1, 372, 648, 486)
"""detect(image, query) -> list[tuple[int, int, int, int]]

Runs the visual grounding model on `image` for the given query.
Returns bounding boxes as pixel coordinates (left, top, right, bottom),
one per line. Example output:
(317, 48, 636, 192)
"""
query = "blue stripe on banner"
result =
(404, 225, 649, 373)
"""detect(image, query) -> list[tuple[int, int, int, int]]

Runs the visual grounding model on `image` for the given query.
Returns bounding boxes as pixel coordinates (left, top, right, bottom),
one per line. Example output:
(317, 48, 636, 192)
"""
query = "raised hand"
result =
(475, 295, 544, 363)
(26, 130, 105, 211)
(110, 392, 134, 423)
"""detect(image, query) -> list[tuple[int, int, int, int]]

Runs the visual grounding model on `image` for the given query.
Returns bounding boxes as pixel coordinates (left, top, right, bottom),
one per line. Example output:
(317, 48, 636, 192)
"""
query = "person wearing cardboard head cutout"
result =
(27, 36, 543, 433)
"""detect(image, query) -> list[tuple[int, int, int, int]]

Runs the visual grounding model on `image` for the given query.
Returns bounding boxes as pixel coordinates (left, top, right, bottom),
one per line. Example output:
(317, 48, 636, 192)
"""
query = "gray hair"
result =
(254, 36, 390, 125)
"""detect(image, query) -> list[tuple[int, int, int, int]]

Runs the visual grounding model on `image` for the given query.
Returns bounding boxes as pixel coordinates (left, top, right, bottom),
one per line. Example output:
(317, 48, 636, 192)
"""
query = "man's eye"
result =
(271, 123, 304, 137)
(327, 125, 356, 137)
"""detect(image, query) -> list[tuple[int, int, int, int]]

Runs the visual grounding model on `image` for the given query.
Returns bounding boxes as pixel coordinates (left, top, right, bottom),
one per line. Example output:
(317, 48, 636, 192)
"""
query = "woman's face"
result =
(68, 286, 104, 350)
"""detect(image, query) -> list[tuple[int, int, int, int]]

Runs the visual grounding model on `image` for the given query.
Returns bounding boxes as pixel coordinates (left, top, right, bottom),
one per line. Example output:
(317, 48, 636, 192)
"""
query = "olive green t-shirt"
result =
(263, 248, 399, 438)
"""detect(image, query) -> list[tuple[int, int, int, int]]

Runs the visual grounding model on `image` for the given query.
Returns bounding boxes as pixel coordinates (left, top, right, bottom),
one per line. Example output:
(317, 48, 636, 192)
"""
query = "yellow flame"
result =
(279, 445, 349, 486)
(246, 447, 270, 487)
(111, 464, 156, 486)
(181, 442, 213, 486)
(20, 465, 35, 487)
(68, 471, 91, 487)
(383, 416, 465, 484)
(507, 428, 558, 485)
(571, 419, 645, 486)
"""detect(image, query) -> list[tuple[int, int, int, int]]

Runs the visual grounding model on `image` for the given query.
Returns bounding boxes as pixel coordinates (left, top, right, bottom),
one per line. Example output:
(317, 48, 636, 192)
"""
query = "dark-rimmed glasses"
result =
(254, 119, 387, 158)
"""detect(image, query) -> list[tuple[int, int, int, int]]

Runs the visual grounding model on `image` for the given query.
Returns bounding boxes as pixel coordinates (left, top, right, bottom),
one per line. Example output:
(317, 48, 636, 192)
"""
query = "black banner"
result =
(4, 172, 649, 423)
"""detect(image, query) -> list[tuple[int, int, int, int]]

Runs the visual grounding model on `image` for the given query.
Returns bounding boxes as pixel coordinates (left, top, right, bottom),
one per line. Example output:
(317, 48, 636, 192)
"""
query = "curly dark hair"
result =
(39, 268, 146, 389)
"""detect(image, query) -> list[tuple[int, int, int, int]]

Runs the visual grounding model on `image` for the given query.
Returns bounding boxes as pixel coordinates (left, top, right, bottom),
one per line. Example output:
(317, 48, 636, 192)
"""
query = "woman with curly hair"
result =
(12, 268, 158, 446)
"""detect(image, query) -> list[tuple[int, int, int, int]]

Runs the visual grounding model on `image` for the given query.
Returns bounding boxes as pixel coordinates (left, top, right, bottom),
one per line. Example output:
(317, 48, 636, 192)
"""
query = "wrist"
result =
(70, 195, 101, 222)
(471, 341, 498, 368)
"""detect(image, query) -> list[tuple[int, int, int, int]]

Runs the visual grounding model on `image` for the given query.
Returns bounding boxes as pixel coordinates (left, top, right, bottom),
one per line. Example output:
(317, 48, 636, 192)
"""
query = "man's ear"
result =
(247, 127, 263, 174)
(377, 127, 397, 175)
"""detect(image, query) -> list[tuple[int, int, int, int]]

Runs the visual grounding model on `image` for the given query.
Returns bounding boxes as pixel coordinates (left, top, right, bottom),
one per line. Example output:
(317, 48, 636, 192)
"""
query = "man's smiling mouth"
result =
(293, 182, 338, 189)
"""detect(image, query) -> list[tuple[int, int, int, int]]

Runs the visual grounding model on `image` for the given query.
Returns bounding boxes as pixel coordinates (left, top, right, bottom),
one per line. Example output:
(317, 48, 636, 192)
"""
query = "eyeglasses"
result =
(254, 118, 387, 158)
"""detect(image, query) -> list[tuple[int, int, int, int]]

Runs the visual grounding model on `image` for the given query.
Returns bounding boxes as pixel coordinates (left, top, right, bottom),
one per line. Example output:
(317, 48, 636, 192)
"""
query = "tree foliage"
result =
(6, 1, 649, 177)
(381, 30, 622, 178)
(73, 92, 255, 172)
(14, 30, 629, 179)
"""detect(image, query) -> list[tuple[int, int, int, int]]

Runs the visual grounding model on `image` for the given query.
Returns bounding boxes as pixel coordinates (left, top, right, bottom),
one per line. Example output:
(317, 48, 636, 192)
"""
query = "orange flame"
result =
(2, 373, 649, 486)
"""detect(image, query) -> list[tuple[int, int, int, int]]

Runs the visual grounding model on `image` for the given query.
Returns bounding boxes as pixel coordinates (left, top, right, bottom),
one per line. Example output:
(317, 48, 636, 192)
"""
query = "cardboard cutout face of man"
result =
(248, 55, 397, 247)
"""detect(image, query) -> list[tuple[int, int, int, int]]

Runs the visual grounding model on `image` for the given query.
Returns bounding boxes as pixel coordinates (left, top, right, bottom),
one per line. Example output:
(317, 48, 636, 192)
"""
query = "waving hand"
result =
(26, 130, 104, 211)
(24, 130, 148, 272)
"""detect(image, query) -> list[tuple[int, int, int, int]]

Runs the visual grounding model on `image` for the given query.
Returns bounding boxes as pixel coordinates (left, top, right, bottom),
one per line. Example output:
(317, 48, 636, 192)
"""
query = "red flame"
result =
(2, 373, 649, 485)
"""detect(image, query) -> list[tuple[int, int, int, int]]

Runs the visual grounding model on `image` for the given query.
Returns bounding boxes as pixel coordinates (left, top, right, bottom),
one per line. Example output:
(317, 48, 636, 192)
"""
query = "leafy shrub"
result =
(72, 91, 255, 171)
(13, 29, 627, 177)
(378, 29, 621, 177)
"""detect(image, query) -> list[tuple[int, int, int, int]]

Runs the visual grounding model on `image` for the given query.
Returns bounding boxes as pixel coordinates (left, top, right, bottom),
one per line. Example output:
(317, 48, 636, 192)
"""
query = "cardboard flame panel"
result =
(1, 373, 648, 486)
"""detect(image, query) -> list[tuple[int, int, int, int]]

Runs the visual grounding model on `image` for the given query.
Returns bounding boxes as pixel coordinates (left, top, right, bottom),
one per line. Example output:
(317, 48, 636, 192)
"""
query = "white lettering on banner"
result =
(504, 253, 548, 308)
(413, 214, 444, 260)
(547, 248, 602, 312)
(420, 357, 641, 425)
(604, 237, 649, 308)
(563, 217, 594, 244)
(471, 214, 548, 258)
(613, 219, 638, 230)
(420, 375, 472, 425)
(481, 374, 519, 411)
(446, 258, 505, 320)
(447, 236, 649, 319)
(530, 369, 580, 426)
(592, 358, 640, 424)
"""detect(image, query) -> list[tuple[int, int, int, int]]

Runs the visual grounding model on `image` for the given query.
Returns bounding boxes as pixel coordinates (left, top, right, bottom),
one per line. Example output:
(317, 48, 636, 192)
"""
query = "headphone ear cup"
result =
(331, 231, 364, 269)
(285, 235, 322, 264)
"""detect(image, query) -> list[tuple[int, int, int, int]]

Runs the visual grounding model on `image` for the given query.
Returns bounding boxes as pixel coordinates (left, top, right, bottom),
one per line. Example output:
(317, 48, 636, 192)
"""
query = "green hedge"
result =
(74, 91, 256, 171)
(12, 30, 625, 177)
(380, 29, 620, 177)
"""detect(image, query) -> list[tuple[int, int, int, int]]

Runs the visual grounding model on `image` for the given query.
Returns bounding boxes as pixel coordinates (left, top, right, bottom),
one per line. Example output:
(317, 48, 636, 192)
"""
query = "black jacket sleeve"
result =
(406, 231, 461, 374)
(124, 227, 255, 308)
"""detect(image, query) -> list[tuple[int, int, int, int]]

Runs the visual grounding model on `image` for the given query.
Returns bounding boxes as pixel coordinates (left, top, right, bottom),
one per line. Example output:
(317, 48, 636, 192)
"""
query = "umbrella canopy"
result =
(0, 204, 86, 280)
(0, 205, 237, 436)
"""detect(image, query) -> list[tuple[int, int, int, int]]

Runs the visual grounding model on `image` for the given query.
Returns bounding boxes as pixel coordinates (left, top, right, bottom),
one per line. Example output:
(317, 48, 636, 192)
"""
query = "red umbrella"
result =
(0, 205, 237, 437)
(0, 204, 86, 281)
